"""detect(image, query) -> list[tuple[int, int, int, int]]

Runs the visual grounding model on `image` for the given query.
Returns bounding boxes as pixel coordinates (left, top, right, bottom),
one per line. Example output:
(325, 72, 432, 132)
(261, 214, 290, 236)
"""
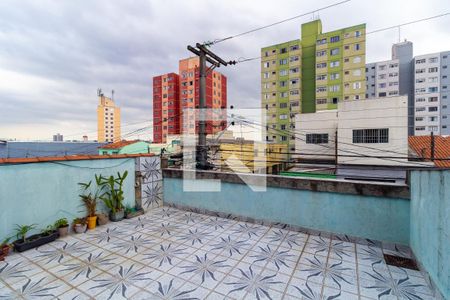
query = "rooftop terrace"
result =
(0, 206, 438, 299)
(0, 155, 448, 299)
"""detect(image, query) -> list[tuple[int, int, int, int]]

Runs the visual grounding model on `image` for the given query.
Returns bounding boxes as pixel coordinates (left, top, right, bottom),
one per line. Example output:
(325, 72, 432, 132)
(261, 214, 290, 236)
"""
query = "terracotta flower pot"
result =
(58, 226, 69, 237)
(0, 245, 9, 261)
(87, 216, 97, 230)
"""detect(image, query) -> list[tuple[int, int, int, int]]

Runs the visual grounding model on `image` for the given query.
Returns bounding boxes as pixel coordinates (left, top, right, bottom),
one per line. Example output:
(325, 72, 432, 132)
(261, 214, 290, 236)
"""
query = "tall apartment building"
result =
(414, 51, 450, 135)
(261, 19, 366, 149)
(365, 41, 414, 135)
(97, 92, 121, 143)
(153, 73, 180, 143)
(153, 57, 227, 143)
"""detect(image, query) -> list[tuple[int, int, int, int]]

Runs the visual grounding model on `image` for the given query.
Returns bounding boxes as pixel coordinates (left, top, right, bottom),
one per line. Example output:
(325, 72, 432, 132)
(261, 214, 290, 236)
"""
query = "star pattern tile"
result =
(0, 206, 440, 299)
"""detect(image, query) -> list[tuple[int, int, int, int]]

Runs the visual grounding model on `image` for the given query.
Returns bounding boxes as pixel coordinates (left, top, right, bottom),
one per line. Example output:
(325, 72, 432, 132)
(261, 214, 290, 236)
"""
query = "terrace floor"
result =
(0, 207, 439, 300)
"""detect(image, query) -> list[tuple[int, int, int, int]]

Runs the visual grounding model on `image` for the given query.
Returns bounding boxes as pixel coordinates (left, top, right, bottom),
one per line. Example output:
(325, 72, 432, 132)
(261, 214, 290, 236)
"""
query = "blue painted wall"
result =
(0, 158, 135, 242)
(410, 170, 450, 299)
(163, 178, 410, 244)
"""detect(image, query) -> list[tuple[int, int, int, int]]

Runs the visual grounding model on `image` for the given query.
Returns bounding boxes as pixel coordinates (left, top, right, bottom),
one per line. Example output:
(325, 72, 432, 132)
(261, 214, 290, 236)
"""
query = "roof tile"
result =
(409, 136, 450, 168)
(99, 140, 141, 150)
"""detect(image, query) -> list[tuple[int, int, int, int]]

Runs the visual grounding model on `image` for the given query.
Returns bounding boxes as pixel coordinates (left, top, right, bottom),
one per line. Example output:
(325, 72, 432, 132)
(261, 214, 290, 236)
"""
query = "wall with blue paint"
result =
(410, 170, 450, 299)
(163, 178, 410, 244)
(0, 158, 135, 242)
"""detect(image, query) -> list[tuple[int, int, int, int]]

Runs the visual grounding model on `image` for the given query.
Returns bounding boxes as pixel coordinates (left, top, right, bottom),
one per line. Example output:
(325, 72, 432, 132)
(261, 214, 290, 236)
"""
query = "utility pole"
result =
(335, 130, 338, 167)
(430, 131, 435, 162)
(187, 43, 235, 170)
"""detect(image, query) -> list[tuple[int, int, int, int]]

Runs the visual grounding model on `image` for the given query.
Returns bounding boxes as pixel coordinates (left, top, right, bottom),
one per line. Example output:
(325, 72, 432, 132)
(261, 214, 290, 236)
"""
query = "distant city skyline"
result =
(0, 0, 449, 140)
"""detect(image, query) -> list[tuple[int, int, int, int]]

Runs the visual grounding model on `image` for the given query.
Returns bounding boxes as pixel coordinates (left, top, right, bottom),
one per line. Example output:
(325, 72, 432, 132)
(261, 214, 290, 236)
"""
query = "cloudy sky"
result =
(0, 0, 449, 141)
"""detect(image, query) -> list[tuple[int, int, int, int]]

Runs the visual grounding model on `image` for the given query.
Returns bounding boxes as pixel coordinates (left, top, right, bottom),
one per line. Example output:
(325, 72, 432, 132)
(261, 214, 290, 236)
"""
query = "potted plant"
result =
(97, 213, 109, 226)
(79, 176, 102, 230)
(73, 218, 87, 234)
(13, 224, 58, 252)
(125, 205, 145, 219)
(1, 238, 11, 261)
(98, 171, 128, 222)
(54, 218, 69, 237)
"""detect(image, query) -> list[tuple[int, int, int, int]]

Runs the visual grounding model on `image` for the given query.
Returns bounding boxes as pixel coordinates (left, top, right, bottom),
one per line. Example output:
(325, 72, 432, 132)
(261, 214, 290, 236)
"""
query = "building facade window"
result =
(353, 128, 389, 143)
(306, 133, 329, 144)
(330, 36, 340, 43)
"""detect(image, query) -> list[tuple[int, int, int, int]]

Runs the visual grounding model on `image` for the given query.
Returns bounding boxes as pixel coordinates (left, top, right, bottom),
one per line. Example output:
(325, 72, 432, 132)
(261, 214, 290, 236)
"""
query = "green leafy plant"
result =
(15, 224, 37, 243)
(41, 225, 55, 236)
(98, 171, 128, 214)
(54, 218, 68, 228)
(78, 176, 103, 217)
(73, 217, 87, 225)
(125, 205, 135, 214)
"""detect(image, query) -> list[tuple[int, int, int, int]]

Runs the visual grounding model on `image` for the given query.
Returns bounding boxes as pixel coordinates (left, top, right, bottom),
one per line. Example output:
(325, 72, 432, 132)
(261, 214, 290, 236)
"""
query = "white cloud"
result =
(0, 0, 449, 140)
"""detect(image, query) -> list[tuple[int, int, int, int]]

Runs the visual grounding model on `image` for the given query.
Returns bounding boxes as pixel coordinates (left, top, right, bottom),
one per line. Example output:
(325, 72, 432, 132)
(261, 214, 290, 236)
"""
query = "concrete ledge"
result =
(163, 168, 410, 199)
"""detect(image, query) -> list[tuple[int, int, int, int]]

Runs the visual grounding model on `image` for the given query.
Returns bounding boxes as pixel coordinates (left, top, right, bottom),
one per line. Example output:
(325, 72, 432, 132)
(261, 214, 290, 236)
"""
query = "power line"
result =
(205, 0, 351, 46)
(233, 12, 450, 64)
(229, 115, 436, 167)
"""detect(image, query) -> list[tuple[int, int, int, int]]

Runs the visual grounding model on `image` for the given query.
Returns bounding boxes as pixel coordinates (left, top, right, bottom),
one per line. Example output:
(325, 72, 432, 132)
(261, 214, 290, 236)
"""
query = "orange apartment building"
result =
(153, 57, 227, 143)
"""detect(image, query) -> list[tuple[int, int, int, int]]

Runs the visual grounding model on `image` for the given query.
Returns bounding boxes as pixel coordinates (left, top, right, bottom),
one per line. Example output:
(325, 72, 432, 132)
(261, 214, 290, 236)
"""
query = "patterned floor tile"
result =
(3, 274, 71, 299)
(322, 286, 359, 300)
(285, 276, 323, 299)
(54, 288, 92, 300)
(2, 207, 439, 300)
(0, 258, 45, 285)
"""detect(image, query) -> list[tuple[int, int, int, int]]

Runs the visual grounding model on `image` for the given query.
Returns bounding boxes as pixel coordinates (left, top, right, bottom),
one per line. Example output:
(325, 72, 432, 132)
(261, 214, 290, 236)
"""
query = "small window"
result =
(330, 36, 340, 43)
(306, 134, 329, 144)
(353, 129, 389, 143)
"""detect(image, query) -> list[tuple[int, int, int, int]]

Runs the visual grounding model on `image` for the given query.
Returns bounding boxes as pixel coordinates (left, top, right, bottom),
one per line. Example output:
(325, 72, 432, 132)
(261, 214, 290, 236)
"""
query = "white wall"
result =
(338, 96, 408, 165)
(295, 110, 338, 160)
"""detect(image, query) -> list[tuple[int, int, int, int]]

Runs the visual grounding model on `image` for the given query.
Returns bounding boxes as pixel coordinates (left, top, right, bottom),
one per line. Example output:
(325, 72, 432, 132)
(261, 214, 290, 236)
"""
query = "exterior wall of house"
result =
(338, 96, 408, 166)
(295, 110, 338, 160)
(295, 96, 408, 167)
(410, 170, 450, 299)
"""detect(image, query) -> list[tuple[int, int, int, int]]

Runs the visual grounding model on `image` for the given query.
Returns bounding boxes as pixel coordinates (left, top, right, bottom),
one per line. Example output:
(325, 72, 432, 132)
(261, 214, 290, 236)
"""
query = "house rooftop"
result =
(98, 140, 141, 150)
(409, 136, 450, 168)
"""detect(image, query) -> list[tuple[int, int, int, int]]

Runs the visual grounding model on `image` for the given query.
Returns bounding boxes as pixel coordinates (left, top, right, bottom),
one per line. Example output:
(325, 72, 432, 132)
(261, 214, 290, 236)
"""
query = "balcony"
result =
(0, 155, 448, 299)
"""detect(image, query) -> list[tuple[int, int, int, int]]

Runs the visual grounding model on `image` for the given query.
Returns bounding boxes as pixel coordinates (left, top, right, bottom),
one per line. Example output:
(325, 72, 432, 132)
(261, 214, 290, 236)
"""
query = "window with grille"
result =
(306, 133, 329, 144)
(352, 128, 389, 143)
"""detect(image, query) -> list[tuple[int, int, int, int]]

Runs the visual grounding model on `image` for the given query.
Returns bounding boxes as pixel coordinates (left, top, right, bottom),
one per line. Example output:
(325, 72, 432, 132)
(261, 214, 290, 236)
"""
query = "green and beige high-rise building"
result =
(261, 19, 366, 148)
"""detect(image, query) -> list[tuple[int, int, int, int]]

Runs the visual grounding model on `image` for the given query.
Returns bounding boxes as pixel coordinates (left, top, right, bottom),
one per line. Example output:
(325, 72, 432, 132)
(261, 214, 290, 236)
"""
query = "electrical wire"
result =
(233, 12, 450, 64)
(205, 0, 351, 46)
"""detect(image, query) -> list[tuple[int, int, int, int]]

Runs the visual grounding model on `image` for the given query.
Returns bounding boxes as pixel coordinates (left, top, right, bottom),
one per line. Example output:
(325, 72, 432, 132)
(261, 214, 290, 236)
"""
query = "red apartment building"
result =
(152, 73, 180, 143)
(153, 57, 227, 143)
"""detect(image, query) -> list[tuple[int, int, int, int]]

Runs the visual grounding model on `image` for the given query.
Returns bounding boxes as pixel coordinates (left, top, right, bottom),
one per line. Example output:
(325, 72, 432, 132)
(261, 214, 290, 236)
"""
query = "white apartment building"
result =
(296, 96, 408, 164)
(295, 96, 409, 182)
(414, 51, 450, 136)
(366, 41, 414, 135)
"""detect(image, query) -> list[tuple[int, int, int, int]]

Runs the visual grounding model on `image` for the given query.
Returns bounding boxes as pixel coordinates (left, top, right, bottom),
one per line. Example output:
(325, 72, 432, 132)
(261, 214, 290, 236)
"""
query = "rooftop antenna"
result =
(112, 90, 114, 101)
(97, 88, 103, 97)
(398, 26, 401, 43)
